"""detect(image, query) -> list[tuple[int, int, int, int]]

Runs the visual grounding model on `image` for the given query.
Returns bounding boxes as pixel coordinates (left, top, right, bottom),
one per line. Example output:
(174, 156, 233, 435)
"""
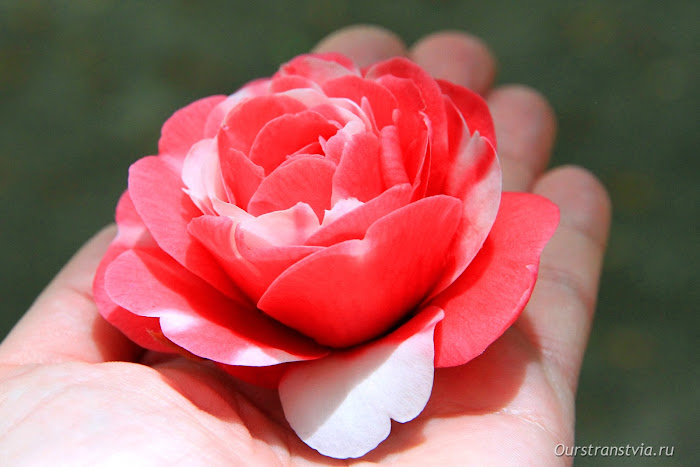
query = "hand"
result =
(0, 26, 610, 465)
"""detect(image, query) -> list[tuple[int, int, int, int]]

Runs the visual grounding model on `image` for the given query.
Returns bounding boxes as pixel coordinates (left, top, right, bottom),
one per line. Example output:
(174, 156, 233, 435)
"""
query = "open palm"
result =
(0, 26, 610, 466)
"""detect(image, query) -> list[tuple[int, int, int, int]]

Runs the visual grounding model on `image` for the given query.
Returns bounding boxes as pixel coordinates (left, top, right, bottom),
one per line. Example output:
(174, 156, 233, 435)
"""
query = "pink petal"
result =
(249, 111, 339, 174)
(270, 75, 321, 93)
(93, 192, 171, 352)
(235, 204, 323, 293)
(128, 156, 245, 301)
(438, 79, 496, 149)
(218, 95, 307, 155)
(189, 210, 321, 304)
(378, 125, 410, 187)
(331, 131, 383, 204)
(443, 97, 466, 168)
(278, 54, 358, 85)
(187, 215, 265, 302)
(371, 76, 426, 184)
(279, 306, 443, 459)
(366, 58, 450, 194)
(158, 95, 226, 159)
(217, 143, 264, 210)
(258, 196, 461, 348)
(201, 79, 273, 137)
(428, 131, 502, 298)
(321, 119, 365, 165)
(306, 183, 412, 247)
(322, 75, 397, 129)
(430, 192, 559, 368)
(105, 249, 328, 366)
(409, 123, 431, 201)
(247, 156, 336, 220)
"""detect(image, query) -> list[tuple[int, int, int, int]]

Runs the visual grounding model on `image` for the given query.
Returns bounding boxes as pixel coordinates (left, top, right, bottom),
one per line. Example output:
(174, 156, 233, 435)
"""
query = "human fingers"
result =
(410, 31, 497, 95)
(488, 86, 558, 192)
(313, 24, 407, 67)
(519, 166, 611, 412)
(0, 226, 142, 364)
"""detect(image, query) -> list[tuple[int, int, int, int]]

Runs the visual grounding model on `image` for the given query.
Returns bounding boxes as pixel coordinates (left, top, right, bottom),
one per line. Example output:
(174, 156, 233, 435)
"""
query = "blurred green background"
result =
(1, 1, 696, 464)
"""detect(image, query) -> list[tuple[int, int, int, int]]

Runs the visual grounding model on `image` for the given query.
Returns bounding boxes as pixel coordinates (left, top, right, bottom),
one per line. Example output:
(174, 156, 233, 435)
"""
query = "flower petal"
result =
(279, 53, 359, 84)
(217, 144, 264, 210)
(158, 95, 226, 159)
(181, 138, 228, 214)
(306, 183, 412, 247)
(247, 156, 336, 221)
(202, 79, 275, 138)
(104, 249, 328, 366)
(249, 110, 339, 174)
(235, 204, 323, 294)
(218, 95, 307, 156)
(128, 156, 245, 301)
(322, 75, 397, 129)
(428, 130, 502, 298)
(279, 306, 443, 459)
(258, 196, 461, 348)
(189, 207, 322, 305)
(331, 131, 383, 204)
(237, 202, 320, 248)
(430, 192, 559, 367)
(438, 79, 496, 149)
(93, 192, 171, 352)
(378, 125, 410, 188)
(187, 215, 263, 302)
(366, 58, 450, 194)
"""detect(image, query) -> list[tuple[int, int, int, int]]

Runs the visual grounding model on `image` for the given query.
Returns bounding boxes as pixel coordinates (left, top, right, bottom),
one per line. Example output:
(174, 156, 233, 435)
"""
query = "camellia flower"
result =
(93, 53, 559, 459)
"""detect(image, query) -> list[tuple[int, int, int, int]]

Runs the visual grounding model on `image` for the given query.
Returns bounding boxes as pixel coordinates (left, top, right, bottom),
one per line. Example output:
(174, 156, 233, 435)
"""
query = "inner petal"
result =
(247, 156, 336, 221)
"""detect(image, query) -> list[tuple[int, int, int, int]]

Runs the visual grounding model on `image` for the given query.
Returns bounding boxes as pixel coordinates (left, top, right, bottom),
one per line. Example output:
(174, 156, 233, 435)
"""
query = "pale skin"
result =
(0, 26, 611, 465)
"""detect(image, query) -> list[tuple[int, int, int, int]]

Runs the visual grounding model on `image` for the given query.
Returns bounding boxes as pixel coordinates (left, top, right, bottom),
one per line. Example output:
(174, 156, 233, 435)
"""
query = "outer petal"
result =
(258, 196, 461, 348)
(104, 249, 328, 366)
(279, 306, 443, 459)
(428, 130, 502, 298)
(430, 192, 559, 367)
(128, 156, 245, 302)
(93, 192, 171, 352)
(158, 95, 226, 159)
(438, 79, 496, 149)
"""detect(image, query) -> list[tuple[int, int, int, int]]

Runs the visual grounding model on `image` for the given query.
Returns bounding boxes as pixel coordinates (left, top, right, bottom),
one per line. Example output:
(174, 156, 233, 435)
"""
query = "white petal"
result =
(279, 307, 444, 459)
(181, 138, 226, 214)
(322, 197, 363, 226)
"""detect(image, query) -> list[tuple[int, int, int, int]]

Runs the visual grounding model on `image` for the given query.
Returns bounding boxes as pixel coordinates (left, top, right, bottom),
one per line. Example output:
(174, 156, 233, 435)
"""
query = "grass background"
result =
(1, 1, 696, 464)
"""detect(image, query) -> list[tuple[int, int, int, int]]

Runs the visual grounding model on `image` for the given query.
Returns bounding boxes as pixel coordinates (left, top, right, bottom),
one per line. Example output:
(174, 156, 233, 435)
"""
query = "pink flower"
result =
(93, 53, 559, 458)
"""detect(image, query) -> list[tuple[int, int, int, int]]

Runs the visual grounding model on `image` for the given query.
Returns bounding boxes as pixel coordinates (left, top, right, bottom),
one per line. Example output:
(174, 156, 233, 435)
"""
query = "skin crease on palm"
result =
(0, 26, 611, 466)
